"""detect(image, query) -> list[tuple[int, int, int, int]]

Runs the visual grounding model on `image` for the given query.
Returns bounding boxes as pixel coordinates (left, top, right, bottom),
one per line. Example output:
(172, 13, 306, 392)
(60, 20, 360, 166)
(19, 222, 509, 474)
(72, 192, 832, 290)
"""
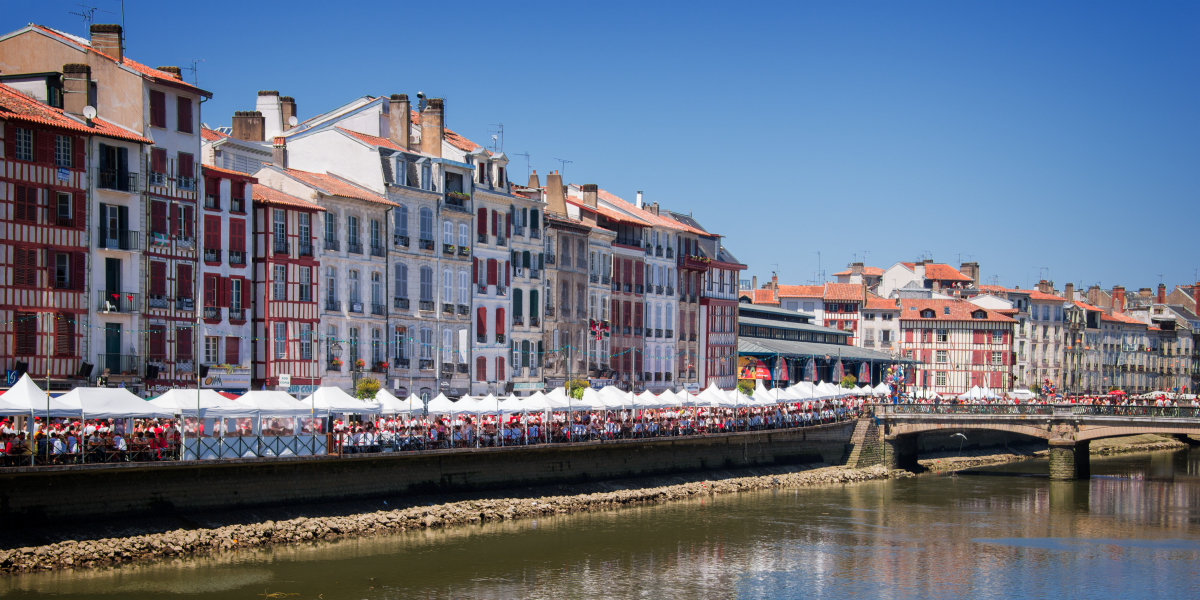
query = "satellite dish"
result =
(82, 105, 97, 120)
(288, 116, 298, 127)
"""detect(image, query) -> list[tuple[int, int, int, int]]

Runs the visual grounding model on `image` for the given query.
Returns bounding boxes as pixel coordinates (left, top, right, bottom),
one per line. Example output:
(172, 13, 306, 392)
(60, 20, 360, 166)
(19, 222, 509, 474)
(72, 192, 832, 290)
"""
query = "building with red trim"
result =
(898, 299, 1015, 395)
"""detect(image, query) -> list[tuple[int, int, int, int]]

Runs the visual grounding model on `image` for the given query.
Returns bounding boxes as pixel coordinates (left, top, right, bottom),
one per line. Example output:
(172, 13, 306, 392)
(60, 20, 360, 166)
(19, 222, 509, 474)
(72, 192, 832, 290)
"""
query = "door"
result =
(105, 258, 121, 309)
(104, 323, 121, 373)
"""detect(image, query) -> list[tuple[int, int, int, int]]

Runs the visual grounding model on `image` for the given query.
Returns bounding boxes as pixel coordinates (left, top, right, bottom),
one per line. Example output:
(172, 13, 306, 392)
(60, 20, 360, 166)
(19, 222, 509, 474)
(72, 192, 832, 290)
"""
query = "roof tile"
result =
(0, 83, 152, 144)
(274, 167, 393, 206)
(899, 299, 1015, 323)
(252, 183, 325, 211)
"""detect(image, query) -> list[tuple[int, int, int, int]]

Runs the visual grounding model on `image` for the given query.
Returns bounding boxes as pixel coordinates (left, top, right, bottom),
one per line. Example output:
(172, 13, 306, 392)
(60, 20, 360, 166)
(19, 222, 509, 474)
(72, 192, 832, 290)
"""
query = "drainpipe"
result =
(384, 205, 393, 395)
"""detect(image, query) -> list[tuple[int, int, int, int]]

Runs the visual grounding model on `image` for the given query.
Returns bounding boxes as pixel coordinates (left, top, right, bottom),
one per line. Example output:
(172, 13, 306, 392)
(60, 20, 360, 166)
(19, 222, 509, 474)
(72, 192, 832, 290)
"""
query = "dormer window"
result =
(972, 310, 987, 319)
(943, 306, 951, 315)
(920, 309, 935, 318)
(477, 160, 489, 184)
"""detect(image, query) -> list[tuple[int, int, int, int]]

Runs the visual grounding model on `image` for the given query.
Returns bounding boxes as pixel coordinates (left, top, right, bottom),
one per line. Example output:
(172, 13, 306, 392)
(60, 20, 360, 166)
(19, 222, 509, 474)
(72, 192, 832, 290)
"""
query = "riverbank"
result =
(0, 462, 910, 575)
(918, 434, 1192, 472)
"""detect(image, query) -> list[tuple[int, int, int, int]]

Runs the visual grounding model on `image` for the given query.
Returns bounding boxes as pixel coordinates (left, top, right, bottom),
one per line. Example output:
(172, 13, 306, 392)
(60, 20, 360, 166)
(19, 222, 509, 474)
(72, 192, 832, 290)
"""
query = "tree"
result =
(839, 374, 857, 389)
(566, 379, 589, 400)
(355, 376, 381, 400)
(737, 379, 754, 396)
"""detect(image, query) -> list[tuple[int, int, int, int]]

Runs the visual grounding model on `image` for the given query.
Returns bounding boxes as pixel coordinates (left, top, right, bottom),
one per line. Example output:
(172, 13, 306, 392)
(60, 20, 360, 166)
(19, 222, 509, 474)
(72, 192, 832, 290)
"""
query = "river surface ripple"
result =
(3, 449, 1198, 599)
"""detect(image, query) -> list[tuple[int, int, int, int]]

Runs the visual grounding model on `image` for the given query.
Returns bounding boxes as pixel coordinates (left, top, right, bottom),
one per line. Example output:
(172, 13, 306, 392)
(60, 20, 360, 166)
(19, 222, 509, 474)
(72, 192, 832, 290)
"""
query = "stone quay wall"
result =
(0, 422, 855, 525)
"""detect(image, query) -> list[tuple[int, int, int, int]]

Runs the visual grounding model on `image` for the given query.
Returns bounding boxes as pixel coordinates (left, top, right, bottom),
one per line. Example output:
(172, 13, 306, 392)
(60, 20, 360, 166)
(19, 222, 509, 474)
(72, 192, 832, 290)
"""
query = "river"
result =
(2, 448, 1198, 599)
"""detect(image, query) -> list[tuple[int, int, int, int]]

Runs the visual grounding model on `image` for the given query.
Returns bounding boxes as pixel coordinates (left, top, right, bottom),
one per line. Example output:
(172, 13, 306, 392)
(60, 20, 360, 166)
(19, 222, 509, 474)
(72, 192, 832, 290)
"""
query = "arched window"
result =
(443, 220, 453, 244)
(496, 356, 506, 381)
(458, 223, 468, 247)
(476, 355, 487, 382)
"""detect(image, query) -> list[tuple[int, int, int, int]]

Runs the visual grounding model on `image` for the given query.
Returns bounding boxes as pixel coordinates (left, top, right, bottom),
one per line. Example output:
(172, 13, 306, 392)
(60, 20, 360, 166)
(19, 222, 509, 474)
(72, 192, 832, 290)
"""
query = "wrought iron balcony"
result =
(623, 326, 632, 335)
(478, 283, 488, 294)
(177, 176, 197, 191)
(395, 358, 411, 370)
(100, 354, 141, 376)
(458, 304, 470, 316)
(419, 359, 435, 370)
(545, 306, 555, 317)
(394, 234, 409, 247)
(148, 171, 167, 187)
(644, 246, 652, 256)
(590, 274, 599, 284)
(514, 225, 526, 237)
(419, 300, 435, 312)
(655, 328, 663, 338)
(177, 297, 195, 311)
(394, 297, 410, 310)
(635, 327, 644, 336)
(531, 229, 541, 239)
(601, 275, 610, 285)
(148, 294, 170, 309)
(229, 250, 246, 265)
(496, 285, 507, 296)
(440, 363, 454, 375)
(299, 241, 313, 256)
(497, 236, 507, 247)
(458, 246, 470, 258)
(349, 302, 364, 314)
(370, 244, 385, 257)
(665, 286, 674, 296)
(95, 169, 140, 193)
(665, 329, 673, 338)
(634, 284, 644, 294)
(443, 243, 455, 255)
(348, 241, 363, 254)
(665, 248, 674, 259)
(513, 315, 525, 326)
(623, 283, 632, 293)
(530, 316, 540, 327)
(273, 240, 290, 255)
(97, 291, 139, 313)
(203, 306, 222, 320)
(656, 285, 663, 295)
(496, 334, 506, 344)
(229, 308, 246, 321)
(97, 228, 141, 251)
(203, 248, 221, 262)
(530, 268, 539, 279)
(655, 247, 663, 257)
(546, 254, 555, 264)
(477, 334, 487, 343)
(477, 233, 488, 244)
(325, 299, 341, 312)
(371, 303, 386, 316)
(443, 303, 455, 315)
(325, 237, 340, 251)
(457, 363, 469, 374)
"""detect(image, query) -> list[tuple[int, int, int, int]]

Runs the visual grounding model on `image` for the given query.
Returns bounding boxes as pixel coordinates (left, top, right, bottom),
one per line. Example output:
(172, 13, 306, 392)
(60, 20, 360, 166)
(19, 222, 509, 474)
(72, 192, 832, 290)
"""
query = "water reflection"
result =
(2, 449, 1197, 599)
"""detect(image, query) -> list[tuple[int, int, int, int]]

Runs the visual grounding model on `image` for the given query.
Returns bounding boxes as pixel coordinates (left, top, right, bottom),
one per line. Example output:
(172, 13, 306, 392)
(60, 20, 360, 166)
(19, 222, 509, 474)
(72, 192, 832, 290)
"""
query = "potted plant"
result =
(330, 358, 343, 369)
(376, 361, 389, 371)
(355, 358, 366, 369)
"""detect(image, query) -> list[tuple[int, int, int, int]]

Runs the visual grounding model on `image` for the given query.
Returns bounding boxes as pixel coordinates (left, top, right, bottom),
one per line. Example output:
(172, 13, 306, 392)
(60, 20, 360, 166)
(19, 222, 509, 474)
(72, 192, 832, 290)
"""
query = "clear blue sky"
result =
(8, 0, 1199, 291)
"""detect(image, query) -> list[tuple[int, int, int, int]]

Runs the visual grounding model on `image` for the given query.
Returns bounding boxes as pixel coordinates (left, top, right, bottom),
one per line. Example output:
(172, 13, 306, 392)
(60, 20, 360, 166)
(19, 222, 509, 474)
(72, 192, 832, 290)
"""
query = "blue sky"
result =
(8, 0, 1199, 292)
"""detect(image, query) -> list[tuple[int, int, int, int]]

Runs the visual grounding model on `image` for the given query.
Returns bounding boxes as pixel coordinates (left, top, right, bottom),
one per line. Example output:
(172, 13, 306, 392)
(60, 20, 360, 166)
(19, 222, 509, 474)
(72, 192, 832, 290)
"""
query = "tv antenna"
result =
(183, 59, 205, 86)
(512, 151, 532, 180)
(1038, 266, 1050, 281)
(69, 4, 114, 29)
(488, 123, 504, 153)
(553, 157, 573, 178)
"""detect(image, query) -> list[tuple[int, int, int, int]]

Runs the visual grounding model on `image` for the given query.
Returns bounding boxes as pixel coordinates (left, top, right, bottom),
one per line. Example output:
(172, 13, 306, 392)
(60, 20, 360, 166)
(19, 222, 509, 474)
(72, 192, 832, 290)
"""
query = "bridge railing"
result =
(1069, 405, 1200, 419)
(880, 404, 1055, 416)
(878, 403, 1200, 420)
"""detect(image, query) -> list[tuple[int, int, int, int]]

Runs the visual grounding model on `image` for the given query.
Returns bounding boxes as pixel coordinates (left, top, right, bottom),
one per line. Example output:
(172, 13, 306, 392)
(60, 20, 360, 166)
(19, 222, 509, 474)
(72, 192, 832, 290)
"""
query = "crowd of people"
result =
(0, 418, 180, 466)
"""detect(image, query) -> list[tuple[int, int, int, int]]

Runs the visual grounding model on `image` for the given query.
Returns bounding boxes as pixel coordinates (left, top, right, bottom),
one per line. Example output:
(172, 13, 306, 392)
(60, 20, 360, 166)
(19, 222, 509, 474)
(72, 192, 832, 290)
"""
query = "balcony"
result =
(531, 316, 540, 327)
(477, 233, 488, 245)
(530, 268, 539, 279)
(494, 334, 507, 345)
(864, 340, 876, 348)
(371, 303, 386, 316)
(665, 248, 674, 259)
(690, 294, 699, 303)
(478, 283, 488, 294)
(203, 306, 222, 321)
(497, 236, 507, 247)
(443, 194, 470, 212)
(394, 358, 411, 370)
(204, 194, 220, 210)
(881, 340, 893, 349)
(419, 300, 435, 312)
(458, 246, 470, 258)
(325, 238, 340, 252)
(443, 303, 455, 316)
(623, 326, 632, 335)
(623, 283, 632, 293)
(477, 333, 487, 344)
(458, 304, 470, 316)
(497, 285, 507, 296)
(348, 241, 363, 255)
(97, 291, 139, 313)
(665, 286, 674, 296)
(299, 241, 313, 257)
(394, 234, 410, 247)
(634, 285, 644, 294)
(665, 372, 672, 381)
(590, 274, 599, 284)
(419, 359, 435, 371)
(635, 327, 644, 336)
(349, 302, 364, 314)
(545, 306, 555, 317)
(419, 239, 435, 251)
(148, 294, 170, 309)
(655, 329, 663, 338)
(148, 171, 167, 187)
(203, 248, 221, 263)
(656, 285, 663, 295)
(371, 363, 389, 374)
(689, 333, 697, 341)
(644, 246, 652, 257)
(229, 250, 246, 266)
(665, 329, 673, 338)
(231, 198, 245, 213)
(325, 299, 341, 312)
(95, 169, 139, 193)
(531, 229, 541, 239)
(100, 353, 141, 376)
(443, 243, 455, 256)
(273, 240, 290, 255)
(440, 363, 454, 375)
(602, 275, 610, 286)
(370, 244, 385, 258)
(546, 254, 554, 265)
(394, 297, 410, 310)
(97, 228, 141, 251)
(655, 246, 663, 257)
(457, 363, 469, 374)
(513, 315, 525, 326)
(229, 308, 246, 321)
(514, 225, 526, 237)
(177, 176, 196, 191)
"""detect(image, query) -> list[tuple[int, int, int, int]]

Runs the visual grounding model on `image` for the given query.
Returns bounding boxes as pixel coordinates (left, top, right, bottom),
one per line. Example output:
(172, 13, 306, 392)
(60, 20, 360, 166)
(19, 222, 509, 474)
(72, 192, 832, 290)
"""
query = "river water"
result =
(3, 449, 1198, 599)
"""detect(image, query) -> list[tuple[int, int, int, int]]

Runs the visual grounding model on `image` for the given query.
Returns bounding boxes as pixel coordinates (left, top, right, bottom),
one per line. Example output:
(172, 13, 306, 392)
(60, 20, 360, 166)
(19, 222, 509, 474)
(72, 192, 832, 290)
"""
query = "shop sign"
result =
(513, 382, 545, 390)
(202, 369, 252, 389)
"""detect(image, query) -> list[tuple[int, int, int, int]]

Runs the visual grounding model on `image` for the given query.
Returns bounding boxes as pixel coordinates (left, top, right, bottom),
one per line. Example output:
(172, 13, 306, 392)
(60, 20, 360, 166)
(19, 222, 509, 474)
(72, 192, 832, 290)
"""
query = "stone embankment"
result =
(0, 464, 909, 575)
(919, 434, 1192, 473)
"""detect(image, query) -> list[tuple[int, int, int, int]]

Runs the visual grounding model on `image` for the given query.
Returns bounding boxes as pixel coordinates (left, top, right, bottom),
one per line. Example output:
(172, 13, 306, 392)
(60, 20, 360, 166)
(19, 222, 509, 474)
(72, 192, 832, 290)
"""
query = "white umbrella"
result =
(0, 374, 77, 417)
(598, 386, 632, 409)
(787, 383, 815, 400)
(635, 389, 661, 409)
(656, 389, 683, 408)
(579, 387, 607, 410)
(520, 394, 553, 412)
(57, 386, 175, 419)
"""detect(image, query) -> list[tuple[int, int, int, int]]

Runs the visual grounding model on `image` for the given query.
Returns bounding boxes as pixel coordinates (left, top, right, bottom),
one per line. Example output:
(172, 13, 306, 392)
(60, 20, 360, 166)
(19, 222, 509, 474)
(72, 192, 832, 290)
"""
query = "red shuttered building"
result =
(898, 299, 1016, 396)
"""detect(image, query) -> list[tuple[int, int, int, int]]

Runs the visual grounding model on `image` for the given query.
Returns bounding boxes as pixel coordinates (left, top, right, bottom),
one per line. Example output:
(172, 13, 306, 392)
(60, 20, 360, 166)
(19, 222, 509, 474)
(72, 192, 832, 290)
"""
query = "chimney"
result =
(528, 169, 540, 188)
(280, 96, 297, 131)
(272, 136, 287, 168)
(256, 91, 283, 140)
(752, 275, 758, 290)
(230, 111, 265, 142)
(580, 184, 599, 227)
(770, 272, 778, 293)
(419, 98, 444, 158)
(1064, 283, 1074, 302)
(960, 261, 980, 287)
(1157, 283, 1166, 304)
(545, 171, 566, 216)
(89, 24, 123, 63)
(914, 262, 926, 281)
(636, 191, 643, 209)
(61, 64, 91, 116)
(650, 201, 659, 216)
(387, 94, 409, 149)
(1112, 285, 1126, 314)
(1036, 279, 1052, 294)
(1193, 282, 1200, 310)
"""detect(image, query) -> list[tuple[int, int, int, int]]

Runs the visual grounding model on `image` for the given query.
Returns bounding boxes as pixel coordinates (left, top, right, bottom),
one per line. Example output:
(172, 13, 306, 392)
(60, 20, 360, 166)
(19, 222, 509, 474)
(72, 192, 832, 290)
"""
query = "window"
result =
(205, 337, 220, 364)
(149, 90, 166, 128)
(458, 223, 468, 247)
(14, 127, 33, 161)
(371, 219, 381, 248)
(419, 207, 433, 241)
(299, 213, 310, 243)
(349, 327, 360, 365)
(396, 205, 409, 236)
(300, 267, 312, 302)
(420, 328, 433, 358)
(56, 192, 72, 226)
(372, 328, 383, 363)
(443, 328, 453, 363)
(992, 351, 1003, 365)
(420, 266, 434, 301)
(371, 272, 382, 305)
(274, 322, 287, 359)
(326, 267, 337, 302)
(442, 269, 453, 303)
(349, 270, 361, 304)
(54, 135, 72, 168)
(992, 330, 1003, 344)
(177, 96, 194, 133)
(936, 350, 948, 363)
(443, 220, 454, 244)
(936, 329, 948, 342)
(348, 215, 360, 246)
(273, 265, 286, 300)
(936, 371, 947, 386)
(230, 278, 243, 310)
(300, 323, 313, 360)
(325, 213, 337, 241)
(458, 270, 469, 304)
(396, 263, 409, 299)
(803, 302, 815, 312)
(394, 326, 407, 359)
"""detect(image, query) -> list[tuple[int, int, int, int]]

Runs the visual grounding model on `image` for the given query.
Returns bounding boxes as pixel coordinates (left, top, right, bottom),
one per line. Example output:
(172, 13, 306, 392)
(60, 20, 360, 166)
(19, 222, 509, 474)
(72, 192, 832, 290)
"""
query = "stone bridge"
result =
(874, 404, 1200, 479)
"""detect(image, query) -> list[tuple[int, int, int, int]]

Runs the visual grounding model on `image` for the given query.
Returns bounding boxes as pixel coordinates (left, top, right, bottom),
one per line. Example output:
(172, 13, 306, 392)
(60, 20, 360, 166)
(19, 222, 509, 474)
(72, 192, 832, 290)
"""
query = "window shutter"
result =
(241, 277, 251, 309)
(73, 136, 85, 170)
(72, 191, 85, 229)
(476, 356, 487, 382)
(150, 261, 167, 295)
(72, 251, 85, 291)
(477, 307, 487, 337)
(55, 314, 74, 356)
(472, 258, 478, 285)
(177, 327, 193, 360)
(184, 205, 195, 238)
(513, 289, 523, 318)
(36, 130, 54, 164)
(477, 208, 486, 235)
(149, 327, 165, 359)
(204, 275, 216, 307)
(169, 203, 180, 236)
(523, 251, 531, 269)
(225, 337, 240, 365)
(179, 153, 194, 180)
(150, 91, 166, 128)
(152, 148, 166, 174)
(220, 277, 232, 307)
(230, 219, 245, 252)
(176, 264, 193, 298)
(497, 307, 505, 336)
(538, 253, 544, 270)
(497, 356, 505, 381)
(176, 97, 193, 133)
(3, 127, 14, 160)
(635, 265, 643, 285)
(505, 213, 511, 237)
(505, 261, 510, 286)
(151, 200, 167, 234)
(530, 289, 538, 318)
(923, 350, 931, 363)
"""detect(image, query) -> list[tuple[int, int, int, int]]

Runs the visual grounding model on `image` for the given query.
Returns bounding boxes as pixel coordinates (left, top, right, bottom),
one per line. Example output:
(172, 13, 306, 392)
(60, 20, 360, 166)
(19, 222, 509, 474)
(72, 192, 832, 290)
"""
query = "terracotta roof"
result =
(1028, 290, 1066, 302)
(275, 167, 392, 206)
(832, 266, 884, 277)
(1074, 301, 1103, 312)
(337, 127, 403, 151)
(202, 164, 257, 182)
(0, 83, 152, 144)
(595, 189, 710, 236)
(252, 184, 325, 211)
(823, 283, 864, 302)
(408, 109, 485, 154)
(747, 289, 778, 305)
(200, 127, 227, 142)
(564, 196, 652, 226)
(32, 25, 211, 97)
(899, 299, 1015, 323)
(865, 297, 900, 310)
(776, 285, 824, 298)
(898, 262, 973, 282)
(1101, 312, 1146, 326)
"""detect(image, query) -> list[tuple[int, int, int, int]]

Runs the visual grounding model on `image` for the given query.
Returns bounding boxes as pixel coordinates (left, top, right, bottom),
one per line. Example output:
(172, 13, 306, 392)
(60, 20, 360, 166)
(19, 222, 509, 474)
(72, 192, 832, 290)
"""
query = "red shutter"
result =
(204, 215, 221, 250)
(505, 261, 510, 286)
(497, 357, 505, 381)
(229, 219, 245, 252)
(169, 203, 180, 236)
(491, 210, 498, 235)
(150, 261, 167, 295)
(634, 303, 643, 328)
(972, 330, 984, 344)
(1002, 352, 1010, 366)
(476, 356, 487, 382)
(150, 91, 166, 128)
(635, 265, 643, 286)
(3, 125, 14, 160)
(225, 336, 240, 365)
(177, 327, 193, 360)
(36, 130, 54, 164)
(184, 205, 195, 239)
(505, 213, 511, 237)
(477, 208, 487, 235)
(73, 136, 85, 170)
(72, 191, 85, 229)
(496, 307, 505, 336)
(219, 277, 230, 307)
(176, 264, 193, 299)
(972, 350, 981, 365)
(472, 258, 478, 285)
(241, 277, 251, 309)
(178, 153, 194, 180)
(72, 251, 85, 291)
(487, 259, 497, 286)
(152, 148, 167, 174)
(477, 307, 487, 337)
(177, 97, 193, 133)
(151, 200, 167, 234)
(149, 327, 166, 359)
(204, 275, 216, 307)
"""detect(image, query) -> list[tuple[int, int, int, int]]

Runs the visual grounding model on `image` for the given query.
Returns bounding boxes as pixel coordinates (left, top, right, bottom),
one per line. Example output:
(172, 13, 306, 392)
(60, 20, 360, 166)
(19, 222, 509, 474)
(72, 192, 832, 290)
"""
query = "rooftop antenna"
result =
(512, 151, 532, 180)
(488, 123, 504, 153)
(1038, 267, 1050, 281)
(70, 4, 114, 28)
(183, 59, 204, 86)
(553, 157, 573, 178)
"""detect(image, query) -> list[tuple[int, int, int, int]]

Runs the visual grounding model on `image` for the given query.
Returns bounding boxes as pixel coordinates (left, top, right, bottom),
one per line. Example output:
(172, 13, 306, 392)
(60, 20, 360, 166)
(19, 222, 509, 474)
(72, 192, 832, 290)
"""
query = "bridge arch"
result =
(886, 422, 1052, 441)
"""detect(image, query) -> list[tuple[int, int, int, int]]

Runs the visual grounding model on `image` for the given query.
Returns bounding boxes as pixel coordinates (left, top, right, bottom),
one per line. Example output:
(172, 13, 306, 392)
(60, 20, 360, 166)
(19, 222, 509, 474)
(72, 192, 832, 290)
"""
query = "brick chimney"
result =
(1064, 283, 1074, 302)
(1112, 285, 1126, 314)
(272, 136, 287, 168)
(1157, 283, 1166, 304)
(545, 170, 566, 216)
(387, 94, 409, 149)
(419, 98, 444, 158)
(960, 262, 980, 287)
(528, 169, 540, 188)
(280, 96, 297, 131)
(89, 24, 123, 63)
(1193, 282, 1200, 310)
(256, 91, 283, 140)
(752, 275, 758, 290)
(581, 184, 599, 227)
(61, 64, 91, 116)
(231, 111, 264, 142)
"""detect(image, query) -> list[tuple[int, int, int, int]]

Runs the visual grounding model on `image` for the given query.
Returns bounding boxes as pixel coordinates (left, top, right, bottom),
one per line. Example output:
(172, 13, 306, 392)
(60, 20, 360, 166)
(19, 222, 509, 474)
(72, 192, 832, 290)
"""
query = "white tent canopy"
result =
(872, 382, 891, 397)
(57, 386, 175, 419)
(374, 389, 422, 414)
(303, 386, 382, 415)
(958, 386, 1000, 401)
(425, 393, 457, 415)
(0, 374, 78, 416)
(234, 391, 314, 417)
(150, 389, 256, 418)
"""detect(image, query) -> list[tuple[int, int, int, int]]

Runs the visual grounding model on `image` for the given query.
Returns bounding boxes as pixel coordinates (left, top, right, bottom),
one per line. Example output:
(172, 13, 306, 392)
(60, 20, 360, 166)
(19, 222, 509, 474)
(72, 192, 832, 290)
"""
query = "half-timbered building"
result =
(898, 298, 1016, 396)
(197, 165, 255, 391)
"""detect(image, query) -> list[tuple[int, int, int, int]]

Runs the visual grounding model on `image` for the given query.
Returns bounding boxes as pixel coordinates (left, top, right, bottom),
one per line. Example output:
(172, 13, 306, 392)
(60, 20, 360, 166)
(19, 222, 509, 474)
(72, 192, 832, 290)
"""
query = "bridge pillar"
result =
(1171, 434, 1200, 447)
(1048, 440, 1090, 480)
(882, 434, 918, 471)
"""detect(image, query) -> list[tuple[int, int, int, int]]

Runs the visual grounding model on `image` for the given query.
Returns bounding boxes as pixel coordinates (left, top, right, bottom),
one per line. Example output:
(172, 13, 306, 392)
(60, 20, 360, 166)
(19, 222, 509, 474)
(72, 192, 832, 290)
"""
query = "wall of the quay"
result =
(0, 423, 854, 524)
